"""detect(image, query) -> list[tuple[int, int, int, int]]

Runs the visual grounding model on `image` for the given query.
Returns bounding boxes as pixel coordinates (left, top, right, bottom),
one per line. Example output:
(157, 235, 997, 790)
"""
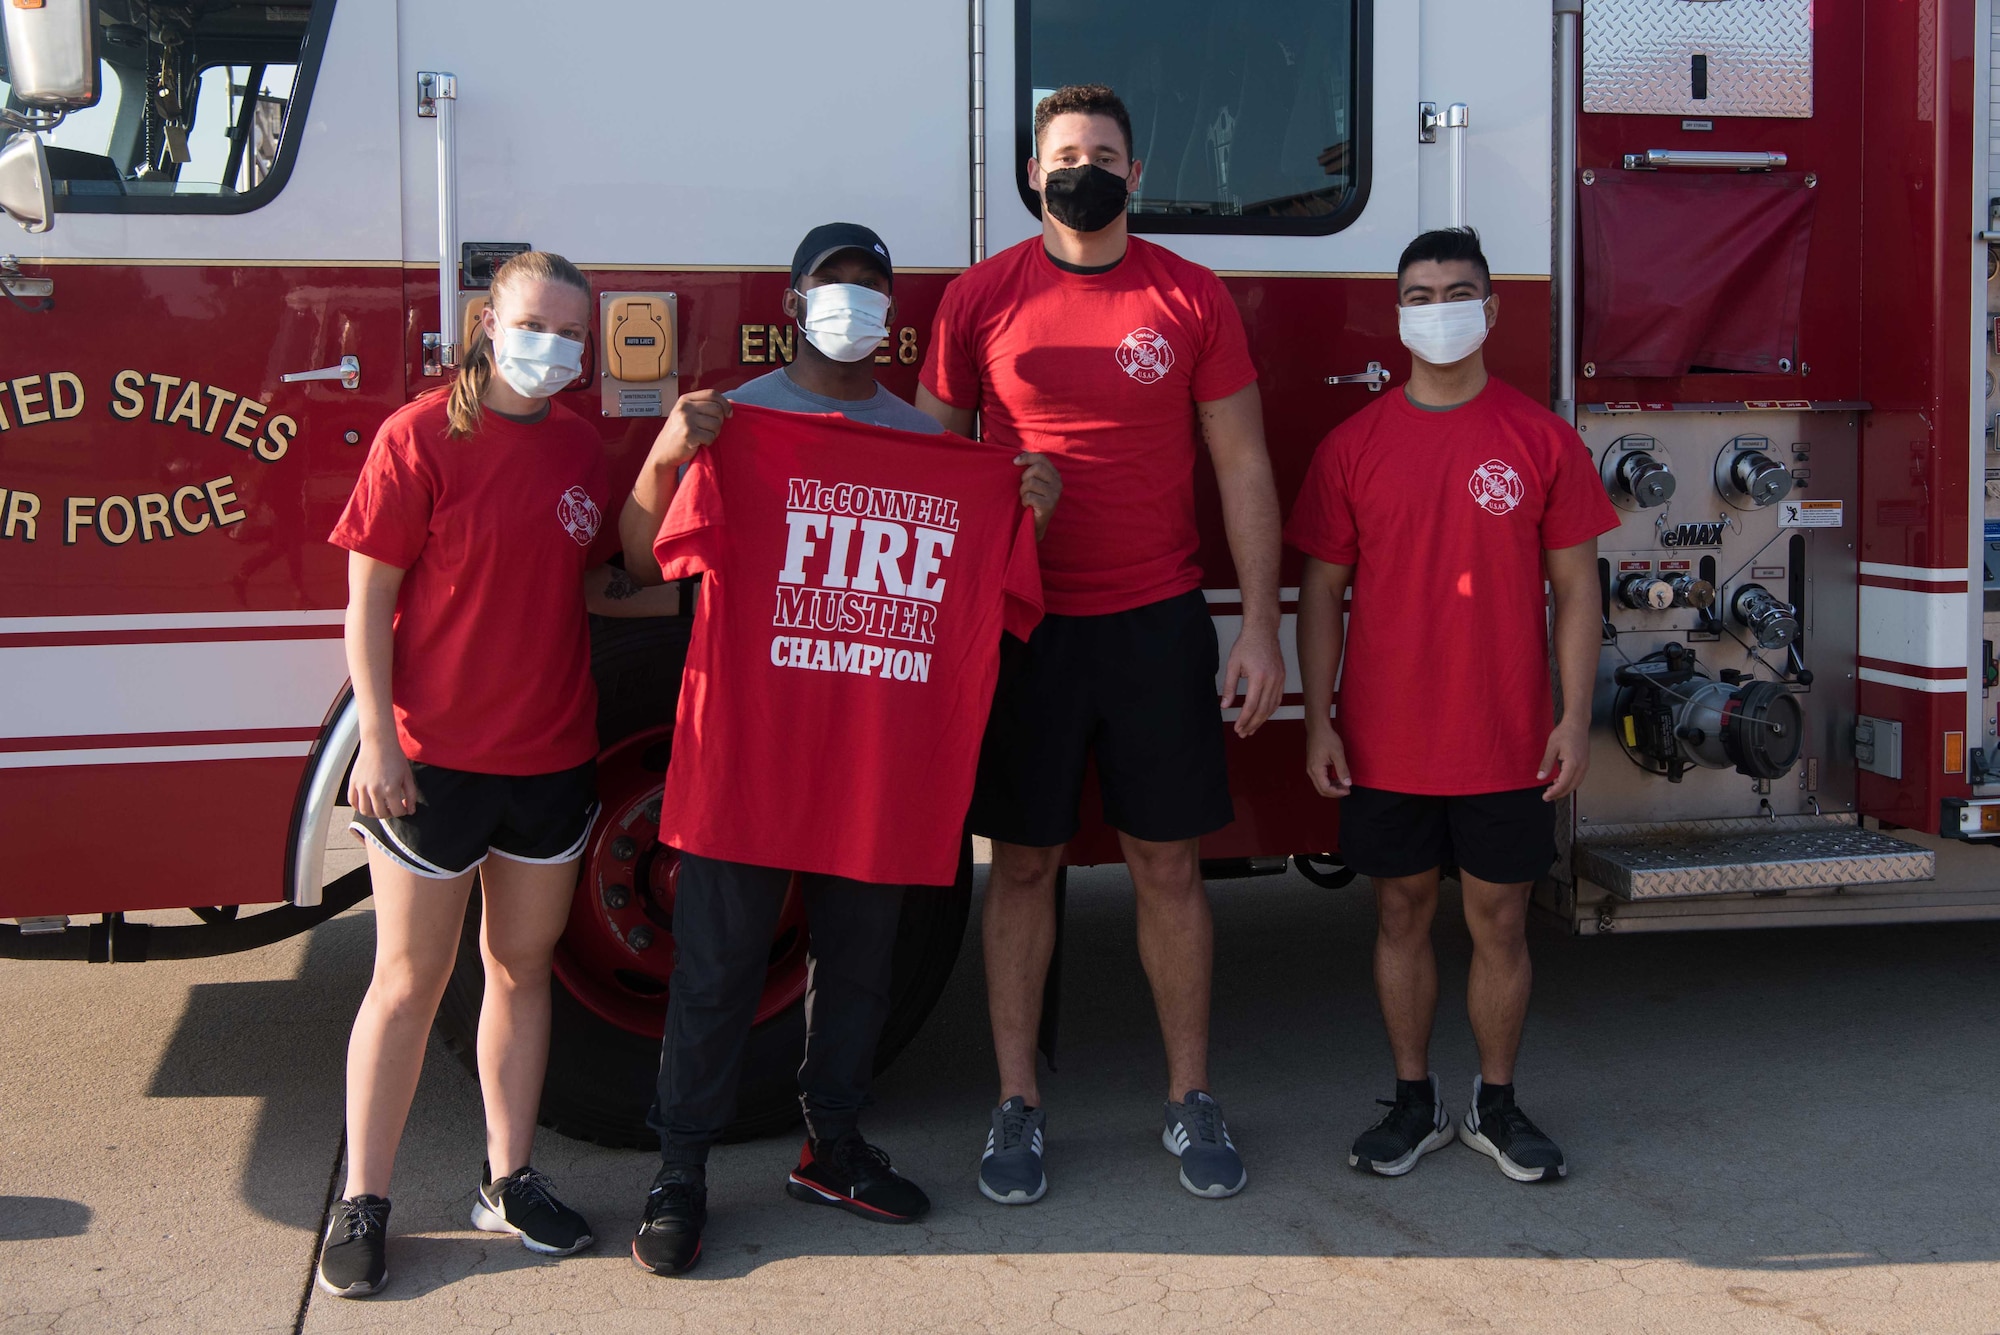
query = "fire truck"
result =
(4, 0, 1998, 1145)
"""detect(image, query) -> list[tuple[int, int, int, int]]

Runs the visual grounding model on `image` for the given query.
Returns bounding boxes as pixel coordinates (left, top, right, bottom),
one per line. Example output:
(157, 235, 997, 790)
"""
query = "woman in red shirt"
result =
(319, 251, 615, 1297)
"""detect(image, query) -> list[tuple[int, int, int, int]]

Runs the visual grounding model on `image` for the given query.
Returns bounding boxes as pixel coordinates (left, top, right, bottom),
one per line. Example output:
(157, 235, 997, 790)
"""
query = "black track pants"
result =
(649, 851, 904, 1166)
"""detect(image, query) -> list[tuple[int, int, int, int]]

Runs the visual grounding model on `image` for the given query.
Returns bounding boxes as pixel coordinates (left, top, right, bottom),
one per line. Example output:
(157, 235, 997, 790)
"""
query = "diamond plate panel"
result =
(1584, 0, 1813, 118)
(1577, 823, 1935, 900)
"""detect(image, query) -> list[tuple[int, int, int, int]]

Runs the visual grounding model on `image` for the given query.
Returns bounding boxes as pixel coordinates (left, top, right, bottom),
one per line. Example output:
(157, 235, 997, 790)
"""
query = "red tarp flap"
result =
(1578, 171, 1816, 378)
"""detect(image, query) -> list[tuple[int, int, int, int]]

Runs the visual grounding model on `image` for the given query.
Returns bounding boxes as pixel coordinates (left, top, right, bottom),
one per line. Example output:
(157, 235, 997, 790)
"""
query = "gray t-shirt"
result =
(725, 367, 945, 434)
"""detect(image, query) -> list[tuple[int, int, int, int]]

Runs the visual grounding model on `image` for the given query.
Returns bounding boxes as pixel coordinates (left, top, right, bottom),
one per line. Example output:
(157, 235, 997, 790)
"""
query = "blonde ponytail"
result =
(444, 324, 494, 439)
(442, 250, 592, 440)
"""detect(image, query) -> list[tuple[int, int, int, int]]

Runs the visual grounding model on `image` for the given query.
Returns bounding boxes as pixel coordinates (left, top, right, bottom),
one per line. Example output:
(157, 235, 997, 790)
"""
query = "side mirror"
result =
(0, 0, 98, 110)
(0, 133, 53, 234)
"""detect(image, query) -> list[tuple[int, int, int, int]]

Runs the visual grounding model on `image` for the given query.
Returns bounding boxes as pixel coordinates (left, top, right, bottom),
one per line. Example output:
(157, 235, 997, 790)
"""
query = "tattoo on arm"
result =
(603, 567, 642, 600)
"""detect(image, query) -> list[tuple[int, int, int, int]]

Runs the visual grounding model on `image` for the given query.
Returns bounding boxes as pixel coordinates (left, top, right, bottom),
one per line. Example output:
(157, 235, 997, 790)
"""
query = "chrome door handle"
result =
(1325, 361, 1389, 391)
(281, 355, 360, 391)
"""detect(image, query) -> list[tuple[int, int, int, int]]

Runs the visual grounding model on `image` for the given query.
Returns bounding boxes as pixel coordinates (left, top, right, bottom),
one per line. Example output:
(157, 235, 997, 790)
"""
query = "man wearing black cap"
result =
(618, 223, 1059, 1276)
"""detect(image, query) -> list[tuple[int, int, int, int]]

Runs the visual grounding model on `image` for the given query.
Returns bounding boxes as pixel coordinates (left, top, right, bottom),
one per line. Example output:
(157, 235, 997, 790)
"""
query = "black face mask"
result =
(1041, 164, 1129, 232)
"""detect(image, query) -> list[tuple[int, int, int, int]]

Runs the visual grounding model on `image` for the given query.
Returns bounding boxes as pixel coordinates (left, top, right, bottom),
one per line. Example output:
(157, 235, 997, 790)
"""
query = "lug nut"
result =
(611, 836, 636, 861)
(602, 884, 630, 910)
(627, 925, 654, 951)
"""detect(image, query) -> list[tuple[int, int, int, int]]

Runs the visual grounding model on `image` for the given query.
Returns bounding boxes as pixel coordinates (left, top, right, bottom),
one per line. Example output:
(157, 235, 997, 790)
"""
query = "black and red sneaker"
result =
(784, 1131, 931, 1224)
(631, 1165, 706, 1276)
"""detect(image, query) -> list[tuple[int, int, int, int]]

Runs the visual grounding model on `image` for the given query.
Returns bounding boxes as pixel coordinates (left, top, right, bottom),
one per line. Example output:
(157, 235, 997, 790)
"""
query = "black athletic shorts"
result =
(970, 587, 1233, 846)
(1337, 786, 1557, 886)
(350, 759, 599, 879)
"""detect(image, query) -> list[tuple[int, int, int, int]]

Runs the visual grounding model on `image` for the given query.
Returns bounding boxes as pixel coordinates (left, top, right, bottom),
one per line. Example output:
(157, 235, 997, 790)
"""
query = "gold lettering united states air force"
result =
(772, 477, 961, 683)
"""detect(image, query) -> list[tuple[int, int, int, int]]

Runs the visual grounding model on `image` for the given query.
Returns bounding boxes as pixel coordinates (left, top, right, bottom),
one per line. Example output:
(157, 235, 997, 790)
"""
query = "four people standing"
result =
(327, 87, 1608, 1297)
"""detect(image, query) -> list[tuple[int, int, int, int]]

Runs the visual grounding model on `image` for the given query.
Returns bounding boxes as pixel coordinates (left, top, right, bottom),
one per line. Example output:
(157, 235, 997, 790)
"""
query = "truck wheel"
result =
(433, 615, 973, 1148)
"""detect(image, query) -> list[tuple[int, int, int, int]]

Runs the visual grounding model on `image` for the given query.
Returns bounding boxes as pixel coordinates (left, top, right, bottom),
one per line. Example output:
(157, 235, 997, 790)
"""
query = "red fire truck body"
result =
(3, 0, 1997, 1139)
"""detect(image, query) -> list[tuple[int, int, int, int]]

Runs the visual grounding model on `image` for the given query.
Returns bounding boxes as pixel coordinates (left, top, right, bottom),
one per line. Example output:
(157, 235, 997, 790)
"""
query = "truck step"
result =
(1576, 815, 1935, 901)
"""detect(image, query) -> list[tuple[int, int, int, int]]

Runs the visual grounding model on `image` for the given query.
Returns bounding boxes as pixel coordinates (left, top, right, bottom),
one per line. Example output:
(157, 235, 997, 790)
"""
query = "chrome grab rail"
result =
(417, 72, 459, 374)
(1622, 149, 1787, 171)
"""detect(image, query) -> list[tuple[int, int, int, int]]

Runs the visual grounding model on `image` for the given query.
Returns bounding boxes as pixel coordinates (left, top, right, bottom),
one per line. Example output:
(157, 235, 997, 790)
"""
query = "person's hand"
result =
(1538, 716, 1591, 801)
(1306, 723, 1352, 798)
(644, 390, 732, 472)
(1221, 625, 1285, 737)
(349, 736, 421, 820)
(1014, 453, 1062, 540)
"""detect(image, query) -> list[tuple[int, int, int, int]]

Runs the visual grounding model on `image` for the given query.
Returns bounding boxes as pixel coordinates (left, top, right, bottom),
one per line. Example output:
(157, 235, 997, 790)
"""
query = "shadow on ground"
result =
(0, 1196, 92, 1240)
(146, 910, 374, 1230)
(158, 865, 2000, 1303)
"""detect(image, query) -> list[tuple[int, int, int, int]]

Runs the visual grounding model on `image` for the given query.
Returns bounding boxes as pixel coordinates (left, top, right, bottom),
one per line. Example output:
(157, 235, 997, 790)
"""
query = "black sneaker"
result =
(1460, 1077, 1567, 1182)
(631, 1165, 707, 1276)
(786, 1131, 931, 1223)
(470, 1163, 594, 1256)
(316, 1194, 390, 1298)
(1350, 1073, 1456, 1176)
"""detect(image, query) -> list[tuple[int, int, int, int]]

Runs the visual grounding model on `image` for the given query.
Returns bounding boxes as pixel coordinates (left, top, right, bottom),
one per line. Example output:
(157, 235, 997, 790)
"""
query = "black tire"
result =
(434, 613, 973, 1148)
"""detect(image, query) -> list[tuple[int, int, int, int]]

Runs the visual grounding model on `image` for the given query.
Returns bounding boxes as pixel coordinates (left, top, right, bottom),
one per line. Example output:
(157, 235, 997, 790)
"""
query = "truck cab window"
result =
(0, 0, 329, 214)
(1018, 0, 1370, 236)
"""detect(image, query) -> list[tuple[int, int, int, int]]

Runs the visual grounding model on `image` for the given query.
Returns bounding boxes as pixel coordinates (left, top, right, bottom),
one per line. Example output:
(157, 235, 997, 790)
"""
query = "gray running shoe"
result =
(1350, 1072, 1455, 1176)
(1161, 1091, 1247, 1198)
(978, 1097, 1047, 1205)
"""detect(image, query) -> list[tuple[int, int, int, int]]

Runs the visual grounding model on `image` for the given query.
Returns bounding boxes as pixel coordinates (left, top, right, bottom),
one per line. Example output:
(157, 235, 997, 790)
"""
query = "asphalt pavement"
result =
(4, 859, 1999, 1334)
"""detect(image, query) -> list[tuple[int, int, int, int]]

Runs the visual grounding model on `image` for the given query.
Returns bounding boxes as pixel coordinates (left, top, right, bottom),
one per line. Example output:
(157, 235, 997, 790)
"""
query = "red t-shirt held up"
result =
(1284, 378, 1620, 796)
(330, 394, 616, 775)
(656, 402, 1043, 886)
(921, 236, 1258, 617)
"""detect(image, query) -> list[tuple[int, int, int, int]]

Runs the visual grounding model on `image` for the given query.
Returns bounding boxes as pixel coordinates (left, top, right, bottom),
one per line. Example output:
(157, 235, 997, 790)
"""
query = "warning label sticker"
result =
(1778, 499, 1843, 528)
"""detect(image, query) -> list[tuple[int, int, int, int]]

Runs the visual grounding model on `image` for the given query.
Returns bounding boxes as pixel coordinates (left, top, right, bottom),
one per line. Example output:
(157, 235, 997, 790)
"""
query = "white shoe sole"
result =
(1160, 1127, 1248, 1198)
(1459, 1118, 1567, 1182)
(470, 1198, 595, 1255)
(315, 1268, 385, 1299)
(977, 1164, 1048, 1205)
(1348, 1120, 1456, 1177)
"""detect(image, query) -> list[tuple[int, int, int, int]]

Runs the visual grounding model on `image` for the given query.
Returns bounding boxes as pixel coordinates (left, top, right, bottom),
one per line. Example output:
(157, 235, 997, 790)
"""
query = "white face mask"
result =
(491, 326, 584, 398)
(1398, 297, 1493, 366)
(797, 283, 892, 363)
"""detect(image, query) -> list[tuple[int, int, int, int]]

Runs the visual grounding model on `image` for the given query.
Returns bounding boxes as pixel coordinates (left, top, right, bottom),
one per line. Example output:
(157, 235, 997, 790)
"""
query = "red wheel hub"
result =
(551, 725, 812, 1038)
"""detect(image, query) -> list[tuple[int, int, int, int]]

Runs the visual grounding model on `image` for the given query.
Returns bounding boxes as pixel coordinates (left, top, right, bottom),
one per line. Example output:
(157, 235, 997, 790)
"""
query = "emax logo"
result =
(1659, 522, 1726, 548)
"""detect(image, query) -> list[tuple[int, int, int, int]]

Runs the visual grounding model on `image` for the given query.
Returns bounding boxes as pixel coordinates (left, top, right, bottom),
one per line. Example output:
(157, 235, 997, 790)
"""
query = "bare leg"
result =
(1459, 873, 1533, 1085)
(983, 840, 1064, 1106)
(343, 848, 476, 1199)
(474, 854, 581, 1177)
(1372, 869, 1442, 1082)
(1118, 833, 1213, 1100)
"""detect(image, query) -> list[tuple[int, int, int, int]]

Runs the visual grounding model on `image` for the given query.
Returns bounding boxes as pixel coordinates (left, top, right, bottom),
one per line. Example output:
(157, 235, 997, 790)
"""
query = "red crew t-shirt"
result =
(655, 402, 1043, 886)
(330, 394, 616, 775)
(1284, 378, 1620, 796)
(921, 236, 1257, 616)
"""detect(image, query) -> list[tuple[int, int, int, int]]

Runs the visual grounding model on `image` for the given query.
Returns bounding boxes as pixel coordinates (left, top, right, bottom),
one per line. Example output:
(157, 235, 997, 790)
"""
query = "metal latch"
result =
(281, 355, 360, 391)
(1, 254, 52, 310)
(1326, 361, 1389, 392)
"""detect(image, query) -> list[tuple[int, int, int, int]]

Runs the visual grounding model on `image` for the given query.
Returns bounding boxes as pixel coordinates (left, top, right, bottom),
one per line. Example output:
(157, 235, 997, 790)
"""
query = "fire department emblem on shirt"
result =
(1115, 326, 1176, 384)
(557, 485, 601, 545)
(1467, 459, 1524, 516)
